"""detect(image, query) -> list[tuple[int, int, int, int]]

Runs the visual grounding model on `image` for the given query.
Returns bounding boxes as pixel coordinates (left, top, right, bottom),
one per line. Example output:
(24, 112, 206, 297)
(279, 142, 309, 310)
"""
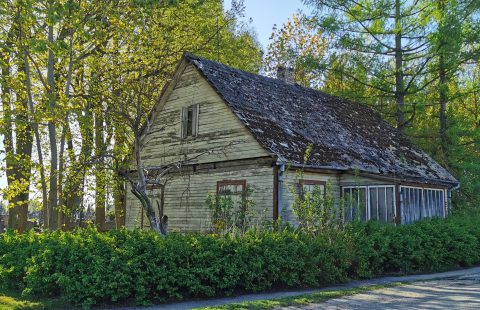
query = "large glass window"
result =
(343, 185, 395, 223)
(400, 186, 446, 224)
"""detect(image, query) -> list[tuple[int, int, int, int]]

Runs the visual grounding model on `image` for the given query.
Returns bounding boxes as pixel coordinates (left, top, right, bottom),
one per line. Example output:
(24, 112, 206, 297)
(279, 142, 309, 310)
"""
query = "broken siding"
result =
(125, 161, 275, 232)
(140, 64, 269, 167)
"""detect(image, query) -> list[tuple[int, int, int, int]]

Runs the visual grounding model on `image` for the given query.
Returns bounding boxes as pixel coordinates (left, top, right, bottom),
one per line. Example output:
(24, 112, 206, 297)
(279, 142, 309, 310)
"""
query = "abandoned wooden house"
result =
(125, 53, 459, 231)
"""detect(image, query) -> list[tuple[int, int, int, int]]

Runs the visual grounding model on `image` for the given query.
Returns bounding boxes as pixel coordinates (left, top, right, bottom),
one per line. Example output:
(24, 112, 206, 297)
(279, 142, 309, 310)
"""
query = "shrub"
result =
(0, 213, 479, 308)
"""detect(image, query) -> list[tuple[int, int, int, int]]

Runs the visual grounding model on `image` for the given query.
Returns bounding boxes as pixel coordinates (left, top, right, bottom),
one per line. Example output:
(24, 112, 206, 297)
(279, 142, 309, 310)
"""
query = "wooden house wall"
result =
(125, 160, 275, 232)
(139, 63, 270, 168)
(280, 170, 398, 225)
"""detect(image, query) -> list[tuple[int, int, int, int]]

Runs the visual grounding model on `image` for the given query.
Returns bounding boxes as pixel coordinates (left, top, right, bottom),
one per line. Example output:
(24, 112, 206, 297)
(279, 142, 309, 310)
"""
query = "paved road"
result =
(118, 266, 480, 310)
(282, 273, 480, 309)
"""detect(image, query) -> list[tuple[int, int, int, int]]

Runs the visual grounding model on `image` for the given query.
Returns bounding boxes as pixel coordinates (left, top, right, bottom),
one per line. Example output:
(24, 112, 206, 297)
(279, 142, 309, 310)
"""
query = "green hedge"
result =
(1, 213, 480, 308)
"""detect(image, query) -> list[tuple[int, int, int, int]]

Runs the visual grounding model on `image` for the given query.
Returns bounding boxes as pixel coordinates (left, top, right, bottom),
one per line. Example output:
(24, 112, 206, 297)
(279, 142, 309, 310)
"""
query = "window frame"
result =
(342, 185, 396, 223)
(400, 185, 447, 224)
(180, 104, 199, 139)
(298, 179, 326, 198)
(216, 180, 247, 196)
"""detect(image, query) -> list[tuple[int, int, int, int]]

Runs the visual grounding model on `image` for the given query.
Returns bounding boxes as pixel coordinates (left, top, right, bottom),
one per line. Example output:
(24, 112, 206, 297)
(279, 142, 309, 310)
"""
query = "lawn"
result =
(0, 290, 72, 310)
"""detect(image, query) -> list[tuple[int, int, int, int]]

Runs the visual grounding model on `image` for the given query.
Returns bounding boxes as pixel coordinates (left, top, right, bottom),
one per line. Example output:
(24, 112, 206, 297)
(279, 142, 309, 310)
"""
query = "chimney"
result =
(276, 65, 295, 84)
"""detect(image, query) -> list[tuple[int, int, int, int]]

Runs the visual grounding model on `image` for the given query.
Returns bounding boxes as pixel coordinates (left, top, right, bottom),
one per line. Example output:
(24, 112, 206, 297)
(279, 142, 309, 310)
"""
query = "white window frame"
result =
(342, 185, 396, 223)
(400, 186, 447, 224)
(342, 186, 367, 222)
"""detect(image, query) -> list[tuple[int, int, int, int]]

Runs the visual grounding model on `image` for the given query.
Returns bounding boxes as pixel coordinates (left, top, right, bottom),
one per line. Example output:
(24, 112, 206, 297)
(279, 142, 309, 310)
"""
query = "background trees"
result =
(0, 0, 262, 231)
(268, 0, 480, 208)
(1, 0, 479, 232)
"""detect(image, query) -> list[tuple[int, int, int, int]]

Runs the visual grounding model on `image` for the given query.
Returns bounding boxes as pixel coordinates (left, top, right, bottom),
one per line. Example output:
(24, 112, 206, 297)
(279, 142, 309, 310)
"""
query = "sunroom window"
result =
(343, 185, 396, 223)
(400, 186, 446, 224)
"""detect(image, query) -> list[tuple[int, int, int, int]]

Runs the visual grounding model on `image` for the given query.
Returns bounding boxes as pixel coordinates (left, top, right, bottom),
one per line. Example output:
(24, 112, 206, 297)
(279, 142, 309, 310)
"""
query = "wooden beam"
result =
(273, 165, 279, 221)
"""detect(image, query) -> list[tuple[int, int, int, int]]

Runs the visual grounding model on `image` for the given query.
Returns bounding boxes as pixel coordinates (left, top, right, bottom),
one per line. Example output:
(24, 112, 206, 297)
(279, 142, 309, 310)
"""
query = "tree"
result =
(306, 0, 436, 131)
(264, 13, 330, 87)
(0, 1, 34, 232)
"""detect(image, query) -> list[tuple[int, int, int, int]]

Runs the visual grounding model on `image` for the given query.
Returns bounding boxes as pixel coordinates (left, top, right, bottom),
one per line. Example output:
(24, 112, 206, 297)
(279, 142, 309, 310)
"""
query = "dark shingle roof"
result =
(185, 53, 458, 186)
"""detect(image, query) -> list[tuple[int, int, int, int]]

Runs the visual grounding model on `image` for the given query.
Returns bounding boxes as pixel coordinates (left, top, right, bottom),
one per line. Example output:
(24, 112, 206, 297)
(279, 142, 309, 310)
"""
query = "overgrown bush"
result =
(1, 212, 480, 308)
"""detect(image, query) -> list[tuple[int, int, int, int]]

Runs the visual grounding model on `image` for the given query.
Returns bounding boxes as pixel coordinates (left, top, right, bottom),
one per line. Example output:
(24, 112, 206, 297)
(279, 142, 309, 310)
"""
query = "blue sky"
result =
(225, 0, 311, 49)
(0, 1, 308, 199)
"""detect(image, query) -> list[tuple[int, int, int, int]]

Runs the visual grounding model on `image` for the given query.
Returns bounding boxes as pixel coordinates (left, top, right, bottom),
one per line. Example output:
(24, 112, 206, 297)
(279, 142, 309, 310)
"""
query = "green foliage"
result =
(1, 213, 480, 308)
(290, 181, 342, 234)
(206, 186, 257, 235)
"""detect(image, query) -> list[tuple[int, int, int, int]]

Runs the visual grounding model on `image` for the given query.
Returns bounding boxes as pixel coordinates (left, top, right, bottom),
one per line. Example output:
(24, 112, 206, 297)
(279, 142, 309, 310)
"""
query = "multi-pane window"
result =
(300, 180, 325, 197)
(217, 180, 246, 205)
(181, 104, 199, 138)
(343, 185, 396, 223)
(368, 186, 395, 223)
(343, 186, 367, 222)
(400, 186, 446, 224)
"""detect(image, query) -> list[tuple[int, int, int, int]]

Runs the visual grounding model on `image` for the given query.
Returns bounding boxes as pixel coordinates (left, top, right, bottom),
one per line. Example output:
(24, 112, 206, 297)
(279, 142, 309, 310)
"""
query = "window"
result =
(368, 186, 395, 223)
(343, 185, 396, 223)
(181, 104, 199, 138)
(299, 180, 326, 197)
(400, 186, 446, 224)
(217, 180, 246, 204)
(343, 186, 367, 222)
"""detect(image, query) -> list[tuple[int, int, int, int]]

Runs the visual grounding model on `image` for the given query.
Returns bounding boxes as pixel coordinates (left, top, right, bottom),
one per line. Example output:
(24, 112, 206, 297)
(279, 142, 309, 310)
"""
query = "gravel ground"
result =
(116, 266, 480, 310)
(282, 274, 480, 309)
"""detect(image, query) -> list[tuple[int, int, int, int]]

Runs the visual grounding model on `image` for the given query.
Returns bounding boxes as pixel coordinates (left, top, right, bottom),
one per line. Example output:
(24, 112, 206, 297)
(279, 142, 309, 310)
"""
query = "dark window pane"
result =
(186, 108, 194, 136)
(439, 191, 445, 217)
(369, 188, 378, 220)
(359, 188, 367, 221)
(386, 187, 395, 223)
(378, 187, 386, 223)
(343, 188, 353, 223)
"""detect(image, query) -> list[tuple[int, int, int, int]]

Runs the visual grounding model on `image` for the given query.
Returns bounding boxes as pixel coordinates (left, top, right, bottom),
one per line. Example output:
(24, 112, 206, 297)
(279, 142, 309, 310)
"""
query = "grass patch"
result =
(198, 283, 405, 310)
(0, 290, 73, 310)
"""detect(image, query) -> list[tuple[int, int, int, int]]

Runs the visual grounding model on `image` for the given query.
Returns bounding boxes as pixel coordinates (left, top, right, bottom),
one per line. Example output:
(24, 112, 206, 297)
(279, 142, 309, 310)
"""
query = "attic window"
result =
(181, 104, 199, 139)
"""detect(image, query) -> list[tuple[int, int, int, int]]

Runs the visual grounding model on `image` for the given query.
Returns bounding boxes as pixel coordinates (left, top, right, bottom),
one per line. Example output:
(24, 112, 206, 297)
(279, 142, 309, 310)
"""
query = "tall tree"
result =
(306, 0, 435, 131)
(0, 1, 34, 232)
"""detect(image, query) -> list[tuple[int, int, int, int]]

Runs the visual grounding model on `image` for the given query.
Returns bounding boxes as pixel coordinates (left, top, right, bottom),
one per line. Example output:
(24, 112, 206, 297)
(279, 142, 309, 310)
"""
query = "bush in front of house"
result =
(1, 212, 480, 308)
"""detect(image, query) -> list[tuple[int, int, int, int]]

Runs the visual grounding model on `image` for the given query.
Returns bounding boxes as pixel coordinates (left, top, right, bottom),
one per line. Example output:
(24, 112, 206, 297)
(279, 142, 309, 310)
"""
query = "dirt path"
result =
(118, 266, 480, 310)
(282, 274, 480, 309)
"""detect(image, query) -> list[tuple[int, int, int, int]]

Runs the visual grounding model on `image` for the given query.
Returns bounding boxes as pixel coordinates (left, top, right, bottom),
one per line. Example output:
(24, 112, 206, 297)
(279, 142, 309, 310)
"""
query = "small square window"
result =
(217, 180, 247, 205)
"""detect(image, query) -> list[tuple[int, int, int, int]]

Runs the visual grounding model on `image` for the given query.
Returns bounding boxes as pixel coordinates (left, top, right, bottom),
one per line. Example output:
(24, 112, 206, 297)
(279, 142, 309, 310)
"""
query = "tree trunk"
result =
(13, 56, 33, 233)
(439, 52, 449, 164)
(24, 51, 49, 228)
(95, 111, 106, 231)
(394, 0, 405, 132)
(47, 13, 58, 230)
(113, 128, 126, 228)
(130, 136, 165, 235)
(1, 26, 33, 233)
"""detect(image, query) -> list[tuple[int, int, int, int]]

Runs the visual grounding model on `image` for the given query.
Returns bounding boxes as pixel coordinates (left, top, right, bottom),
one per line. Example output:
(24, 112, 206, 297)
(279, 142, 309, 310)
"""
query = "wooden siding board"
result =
(126, 164, 275, 232)
(139, 63, 269, 168)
